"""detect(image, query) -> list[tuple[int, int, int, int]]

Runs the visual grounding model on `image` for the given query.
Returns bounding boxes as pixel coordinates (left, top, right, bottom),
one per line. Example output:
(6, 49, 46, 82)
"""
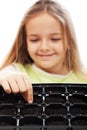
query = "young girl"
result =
(0, 0, 87, 103)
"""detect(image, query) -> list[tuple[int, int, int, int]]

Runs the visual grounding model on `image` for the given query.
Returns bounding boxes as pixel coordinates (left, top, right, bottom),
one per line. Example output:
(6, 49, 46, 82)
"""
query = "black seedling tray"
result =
(0, 83, 87, 130)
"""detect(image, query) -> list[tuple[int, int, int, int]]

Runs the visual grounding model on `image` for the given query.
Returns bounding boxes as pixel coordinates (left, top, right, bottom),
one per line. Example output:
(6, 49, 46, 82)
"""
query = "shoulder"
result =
(0, 63, 19, 73)
(15, 63, 33, 73)
(71, 72, 87, 83)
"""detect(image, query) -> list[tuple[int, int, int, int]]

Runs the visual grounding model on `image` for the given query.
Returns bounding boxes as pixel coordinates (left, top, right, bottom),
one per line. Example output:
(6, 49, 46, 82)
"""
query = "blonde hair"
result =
(0, 0, 85, 75)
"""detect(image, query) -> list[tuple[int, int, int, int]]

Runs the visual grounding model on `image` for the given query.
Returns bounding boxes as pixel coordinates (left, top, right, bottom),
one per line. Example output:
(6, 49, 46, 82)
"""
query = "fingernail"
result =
(28, 100, 33, 104)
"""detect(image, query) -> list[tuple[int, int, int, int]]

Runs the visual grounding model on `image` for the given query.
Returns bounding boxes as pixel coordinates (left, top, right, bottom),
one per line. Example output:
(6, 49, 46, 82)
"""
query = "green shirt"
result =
(16, 63, 87, 84)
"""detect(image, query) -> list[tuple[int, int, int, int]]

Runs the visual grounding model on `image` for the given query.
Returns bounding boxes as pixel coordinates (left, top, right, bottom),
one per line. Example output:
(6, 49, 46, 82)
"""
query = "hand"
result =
(0, 72, 33, 103)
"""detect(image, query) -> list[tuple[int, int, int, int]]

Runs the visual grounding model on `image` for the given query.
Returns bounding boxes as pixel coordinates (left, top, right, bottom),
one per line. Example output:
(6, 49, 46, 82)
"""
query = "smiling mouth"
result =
(37, 53, 55, 57)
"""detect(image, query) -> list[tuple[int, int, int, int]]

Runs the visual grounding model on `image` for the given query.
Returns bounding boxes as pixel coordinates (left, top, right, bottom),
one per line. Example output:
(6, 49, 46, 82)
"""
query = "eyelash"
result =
(30, 38, 61, 42)
(51, 38, 61, 41)
(30, 39, 39, 42)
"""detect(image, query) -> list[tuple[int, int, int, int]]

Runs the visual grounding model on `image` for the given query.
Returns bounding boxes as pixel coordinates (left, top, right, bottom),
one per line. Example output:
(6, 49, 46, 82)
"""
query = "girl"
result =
(0, 0, 87, 103)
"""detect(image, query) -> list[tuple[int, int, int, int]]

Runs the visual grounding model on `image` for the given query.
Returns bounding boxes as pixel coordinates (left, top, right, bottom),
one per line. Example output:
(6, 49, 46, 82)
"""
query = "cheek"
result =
(27, 44, 37, 56)
(56, 43, 64, 53)
(27, 46, 34, 56)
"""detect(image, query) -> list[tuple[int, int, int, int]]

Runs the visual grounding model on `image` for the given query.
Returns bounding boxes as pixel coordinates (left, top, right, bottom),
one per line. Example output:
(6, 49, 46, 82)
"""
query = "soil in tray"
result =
(0, 117, 16, 126)
(0, 94, 19, 103)
(45, 85, 65, 94)
(45, 94, 65, 104)
(0, 105, 16, 115)
(45, 104, 67, 115)
(46, 116, 68, 125)
(21, 105, 42, 116)
(69, 94, 87, 104)
(70, 104, 87, 115)
(33, 95, 42, 103)
(71, 116, 87, 125)
(20, 116, 42, 125)
(33, 86, 42, 95)
(68, 86, 87, 94)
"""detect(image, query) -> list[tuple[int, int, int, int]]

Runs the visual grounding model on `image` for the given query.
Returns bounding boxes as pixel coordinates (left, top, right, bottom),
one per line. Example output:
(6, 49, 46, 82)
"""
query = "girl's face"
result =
(26, 12, 68, 74)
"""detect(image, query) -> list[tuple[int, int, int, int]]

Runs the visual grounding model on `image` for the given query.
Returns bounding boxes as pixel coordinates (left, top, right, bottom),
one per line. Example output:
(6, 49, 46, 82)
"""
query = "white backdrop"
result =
(0, 0, 87, 68)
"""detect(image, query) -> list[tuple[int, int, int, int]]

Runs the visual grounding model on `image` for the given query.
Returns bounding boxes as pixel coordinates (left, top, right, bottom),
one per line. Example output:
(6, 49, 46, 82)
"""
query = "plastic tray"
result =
(0, 83, 87, 130)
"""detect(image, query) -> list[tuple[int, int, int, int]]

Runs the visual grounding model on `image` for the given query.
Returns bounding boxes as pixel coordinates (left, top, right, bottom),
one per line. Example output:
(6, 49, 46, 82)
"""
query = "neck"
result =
(34, 64, 69, 75)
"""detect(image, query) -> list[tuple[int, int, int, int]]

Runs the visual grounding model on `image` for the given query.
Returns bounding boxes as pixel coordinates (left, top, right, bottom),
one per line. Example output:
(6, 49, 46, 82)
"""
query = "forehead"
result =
(25, 12, 63, 34)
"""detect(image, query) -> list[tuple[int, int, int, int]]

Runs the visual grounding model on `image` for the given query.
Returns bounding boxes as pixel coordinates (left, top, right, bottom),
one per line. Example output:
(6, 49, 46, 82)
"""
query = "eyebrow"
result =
(27, 34, 39, 37)
(50, 33, 63, 36)
(27, 33, 63, 37)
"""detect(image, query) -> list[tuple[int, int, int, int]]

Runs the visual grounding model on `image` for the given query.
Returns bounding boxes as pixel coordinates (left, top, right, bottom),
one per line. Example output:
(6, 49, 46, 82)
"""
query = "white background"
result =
(0, 0, 87, 68)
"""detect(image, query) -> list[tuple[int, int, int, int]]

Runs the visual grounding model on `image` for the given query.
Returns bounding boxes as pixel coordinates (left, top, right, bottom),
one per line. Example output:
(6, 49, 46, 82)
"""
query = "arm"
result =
(0, 64, 33, 103)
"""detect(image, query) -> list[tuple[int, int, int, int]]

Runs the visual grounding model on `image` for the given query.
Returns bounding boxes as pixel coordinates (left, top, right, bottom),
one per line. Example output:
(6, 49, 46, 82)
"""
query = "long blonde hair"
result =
(0, 0, 85, 75)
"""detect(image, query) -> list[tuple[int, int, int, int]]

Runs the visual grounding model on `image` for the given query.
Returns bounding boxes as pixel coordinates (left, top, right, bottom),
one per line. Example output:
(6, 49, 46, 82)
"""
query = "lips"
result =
(37, 53, 55, 57)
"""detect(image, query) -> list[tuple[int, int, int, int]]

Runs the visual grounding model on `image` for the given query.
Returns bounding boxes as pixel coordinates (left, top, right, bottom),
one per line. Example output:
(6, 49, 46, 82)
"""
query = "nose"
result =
(40, 39, 50, 51)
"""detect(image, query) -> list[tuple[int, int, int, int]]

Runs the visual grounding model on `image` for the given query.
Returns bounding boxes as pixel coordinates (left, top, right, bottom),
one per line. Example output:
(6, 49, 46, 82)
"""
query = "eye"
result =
(51, 38, 61, 41)
(30, 39, 39, 42)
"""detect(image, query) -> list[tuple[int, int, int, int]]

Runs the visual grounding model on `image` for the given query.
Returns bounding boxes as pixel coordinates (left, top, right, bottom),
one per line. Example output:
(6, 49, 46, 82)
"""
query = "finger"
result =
(22, 76, 33, 103)
(8, 79, 20, 94)
(22, 87, 33, 103)
(0, 80, 11, 94)
(16, 76, 27, 93)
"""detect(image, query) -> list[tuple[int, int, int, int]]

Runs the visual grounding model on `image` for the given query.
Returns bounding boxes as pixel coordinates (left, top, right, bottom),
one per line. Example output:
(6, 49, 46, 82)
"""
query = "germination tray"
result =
(0, 83, 87, 130)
